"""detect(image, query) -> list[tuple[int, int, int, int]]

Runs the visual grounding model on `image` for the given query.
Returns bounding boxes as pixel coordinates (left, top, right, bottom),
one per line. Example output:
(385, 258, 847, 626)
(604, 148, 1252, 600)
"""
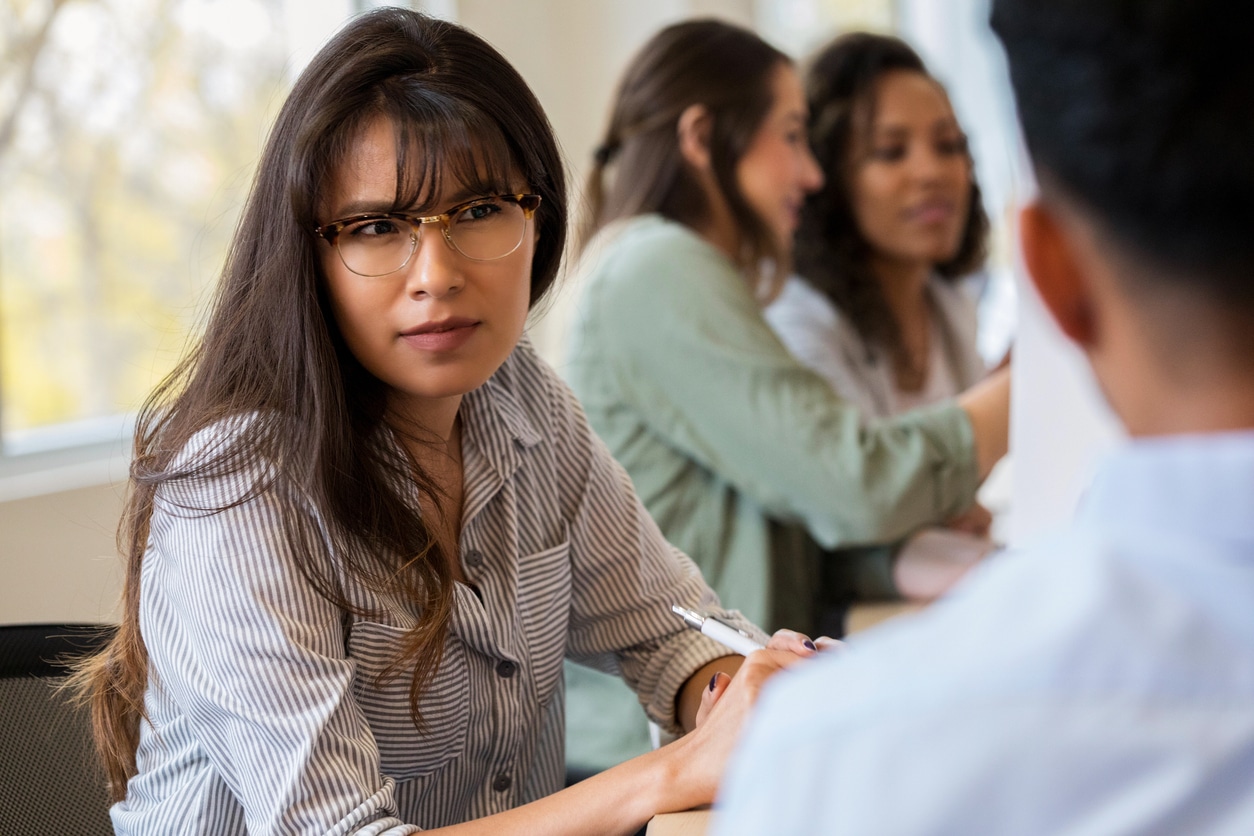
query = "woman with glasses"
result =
(564, 19, 1010, 774)
(74, 10, 812, 834)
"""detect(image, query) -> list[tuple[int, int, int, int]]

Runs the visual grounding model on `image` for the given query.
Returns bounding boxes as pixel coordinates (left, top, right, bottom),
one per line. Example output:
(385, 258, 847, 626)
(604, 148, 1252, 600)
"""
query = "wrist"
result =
(645, 735, 708, 814)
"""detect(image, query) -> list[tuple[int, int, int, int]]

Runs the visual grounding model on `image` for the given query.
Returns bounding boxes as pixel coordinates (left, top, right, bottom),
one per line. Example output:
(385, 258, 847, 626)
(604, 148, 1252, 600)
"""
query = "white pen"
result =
(672, 604, 765, 656)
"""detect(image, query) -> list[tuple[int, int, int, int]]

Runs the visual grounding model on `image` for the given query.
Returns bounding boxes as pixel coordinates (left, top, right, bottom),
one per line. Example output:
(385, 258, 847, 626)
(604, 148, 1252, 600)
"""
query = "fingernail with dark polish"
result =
(709, 673, 719, 692)
(803, 640, 817, 651)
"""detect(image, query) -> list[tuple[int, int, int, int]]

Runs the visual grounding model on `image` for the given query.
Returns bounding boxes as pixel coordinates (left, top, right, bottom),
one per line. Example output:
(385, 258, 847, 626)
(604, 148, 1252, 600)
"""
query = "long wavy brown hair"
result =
(582, 19, 791, 286)
(795, 32, 988, 358)
(71, 8, 567, 801)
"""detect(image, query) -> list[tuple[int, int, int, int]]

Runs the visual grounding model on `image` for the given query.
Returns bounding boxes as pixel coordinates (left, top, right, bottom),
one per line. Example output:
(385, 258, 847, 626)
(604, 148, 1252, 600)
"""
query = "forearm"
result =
(957, 366, 1011, 481)
(421, 746, 687, 836)
(420, 647, 807, 836)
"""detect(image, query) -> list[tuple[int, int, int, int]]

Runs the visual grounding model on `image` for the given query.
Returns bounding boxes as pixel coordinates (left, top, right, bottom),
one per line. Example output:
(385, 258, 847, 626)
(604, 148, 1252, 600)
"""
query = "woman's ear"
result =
(1019, 201, 1096, 347)
(677, 104, 714, 171)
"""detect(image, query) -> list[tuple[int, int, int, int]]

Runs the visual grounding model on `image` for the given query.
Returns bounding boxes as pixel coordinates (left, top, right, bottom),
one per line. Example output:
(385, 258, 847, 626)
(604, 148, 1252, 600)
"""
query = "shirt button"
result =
(496, 659, 516, 678)
(492, 773, 512, 792)
(465, 550, 485, 569)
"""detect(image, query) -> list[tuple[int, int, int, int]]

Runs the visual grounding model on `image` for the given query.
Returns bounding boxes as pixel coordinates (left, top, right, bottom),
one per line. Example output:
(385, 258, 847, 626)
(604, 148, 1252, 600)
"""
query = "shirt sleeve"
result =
(587, 229, 978, 549)
(712, 656, 1021, 836)
(542, 362, 767, 735)
(139, 429, 421, 835)
(713, 534, 1190, 836)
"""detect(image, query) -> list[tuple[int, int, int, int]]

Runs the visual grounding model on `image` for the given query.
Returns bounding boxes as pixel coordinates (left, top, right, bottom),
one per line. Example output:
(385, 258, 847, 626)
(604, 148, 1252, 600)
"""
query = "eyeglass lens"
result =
(335, 196, 530, 277)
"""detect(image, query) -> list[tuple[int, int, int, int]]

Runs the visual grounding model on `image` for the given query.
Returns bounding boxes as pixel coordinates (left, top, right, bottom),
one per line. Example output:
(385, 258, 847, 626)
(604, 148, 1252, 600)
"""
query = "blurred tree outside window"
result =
(0, 0, 301, 454)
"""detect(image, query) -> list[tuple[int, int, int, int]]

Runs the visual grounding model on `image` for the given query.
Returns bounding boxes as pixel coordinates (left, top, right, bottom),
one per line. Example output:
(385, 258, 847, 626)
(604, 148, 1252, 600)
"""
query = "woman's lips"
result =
(907, 200, 957, 225)
(399, 318, 480, 352)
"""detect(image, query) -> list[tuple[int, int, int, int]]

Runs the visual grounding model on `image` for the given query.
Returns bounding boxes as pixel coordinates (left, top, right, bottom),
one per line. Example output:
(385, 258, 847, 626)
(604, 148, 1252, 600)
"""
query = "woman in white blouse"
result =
(73, 10, 811, 835)
(766, 32, 990, 422)
(765, 32, 999, 595)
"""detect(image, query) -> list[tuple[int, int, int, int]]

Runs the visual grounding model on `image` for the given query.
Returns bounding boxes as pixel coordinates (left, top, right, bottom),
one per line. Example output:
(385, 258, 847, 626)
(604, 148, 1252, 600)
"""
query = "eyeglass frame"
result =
(313, 193, 543, 276)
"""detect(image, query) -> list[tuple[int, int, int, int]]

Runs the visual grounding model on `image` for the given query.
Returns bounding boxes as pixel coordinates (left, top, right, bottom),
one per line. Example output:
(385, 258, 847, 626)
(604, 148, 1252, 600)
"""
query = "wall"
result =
(0, 482, 125, 623)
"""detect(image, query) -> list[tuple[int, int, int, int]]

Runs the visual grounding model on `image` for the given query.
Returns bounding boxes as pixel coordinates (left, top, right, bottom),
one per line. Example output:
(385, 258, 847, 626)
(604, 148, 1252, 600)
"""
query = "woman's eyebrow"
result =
(442, 185, 488, 205)
(332, 199, 397, 217)
(331, 184, 509, 219)
(870, 125, 911, 140)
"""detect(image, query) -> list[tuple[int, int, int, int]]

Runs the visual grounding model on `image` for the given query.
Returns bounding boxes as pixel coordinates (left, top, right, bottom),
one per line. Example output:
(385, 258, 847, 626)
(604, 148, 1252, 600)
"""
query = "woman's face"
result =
(318, 117, 535, 424)
(736, 63, 825, 254)
(848, 70, 973, 273)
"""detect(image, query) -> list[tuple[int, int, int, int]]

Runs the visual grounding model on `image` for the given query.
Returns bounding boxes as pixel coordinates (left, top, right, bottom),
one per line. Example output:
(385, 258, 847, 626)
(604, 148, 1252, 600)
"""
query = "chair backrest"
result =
(0, 623, 117, 835)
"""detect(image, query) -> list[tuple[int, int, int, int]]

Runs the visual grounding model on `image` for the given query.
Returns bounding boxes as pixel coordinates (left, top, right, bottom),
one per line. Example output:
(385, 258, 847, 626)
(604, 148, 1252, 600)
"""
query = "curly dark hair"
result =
(794, 32, 988, 356)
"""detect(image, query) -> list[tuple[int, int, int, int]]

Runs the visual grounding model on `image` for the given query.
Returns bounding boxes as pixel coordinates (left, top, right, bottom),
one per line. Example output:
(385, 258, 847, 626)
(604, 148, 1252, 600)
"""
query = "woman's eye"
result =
(456, 201, 503, 223)
(347, 218, 402, 237)
(937, 136, 969, 156)
(869, 145, 906, 162)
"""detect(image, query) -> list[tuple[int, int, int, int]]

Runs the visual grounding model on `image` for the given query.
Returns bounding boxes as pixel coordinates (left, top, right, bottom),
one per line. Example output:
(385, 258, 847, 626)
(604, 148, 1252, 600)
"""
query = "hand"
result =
(944, 502, 993, 538)
(692, 629, 818, 728)
(668, 647, 807, 809)
(766, 628, 844, 654)
(892, 527, 997, 602)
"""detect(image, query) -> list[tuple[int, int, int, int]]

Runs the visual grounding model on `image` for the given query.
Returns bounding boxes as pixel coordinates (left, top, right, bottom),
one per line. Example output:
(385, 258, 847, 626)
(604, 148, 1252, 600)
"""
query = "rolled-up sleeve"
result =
(546, 368, 766, 734)
(587, 225, 978, 550)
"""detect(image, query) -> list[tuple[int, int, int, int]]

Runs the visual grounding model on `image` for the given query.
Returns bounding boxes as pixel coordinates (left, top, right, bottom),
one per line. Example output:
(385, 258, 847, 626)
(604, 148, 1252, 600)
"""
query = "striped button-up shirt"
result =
(115, 338, 759, 835)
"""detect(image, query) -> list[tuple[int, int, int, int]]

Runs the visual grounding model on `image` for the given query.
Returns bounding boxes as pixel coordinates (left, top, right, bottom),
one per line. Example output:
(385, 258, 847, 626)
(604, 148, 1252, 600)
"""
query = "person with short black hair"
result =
(714, 0, 1254, 832)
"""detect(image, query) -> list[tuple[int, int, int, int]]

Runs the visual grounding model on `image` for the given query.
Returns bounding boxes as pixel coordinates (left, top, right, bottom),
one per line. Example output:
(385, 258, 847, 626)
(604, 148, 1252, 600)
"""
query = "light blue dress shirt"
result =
(715, 432, 1254, 835)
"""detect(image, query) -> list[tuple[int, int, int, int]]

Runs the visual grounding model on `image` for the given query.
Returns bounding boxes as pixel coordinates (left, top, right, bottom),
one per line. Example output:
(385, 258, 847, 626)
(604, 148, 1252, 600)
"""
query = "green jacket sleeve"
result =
(583, 221, 978, 550)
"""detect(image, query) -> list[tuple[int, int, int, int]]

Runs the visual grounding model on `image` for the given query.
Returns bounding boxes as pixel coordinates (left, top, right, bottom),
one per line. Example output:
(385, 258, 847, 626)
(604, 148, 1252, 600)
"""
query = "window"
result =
(0, 0, 357, 491)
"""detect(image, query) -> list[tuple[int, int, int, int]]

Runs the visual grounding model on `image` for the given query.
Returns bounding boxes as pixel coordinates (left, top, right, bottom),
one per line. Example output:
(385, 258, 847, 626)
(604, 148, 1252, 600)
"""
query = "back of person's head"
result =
(83, 8, 566, 801)
(585, 19, 788, 269)
(795, 32, 988, 350)
(992, 0, 1253, 308)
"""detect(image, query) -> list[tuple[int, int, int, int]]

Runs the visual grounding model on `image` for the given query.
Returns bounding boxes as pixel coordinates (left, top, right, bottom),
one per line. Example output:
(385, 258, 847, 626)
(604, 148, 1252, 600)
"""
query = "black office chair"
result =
(0, 623, 116, 835)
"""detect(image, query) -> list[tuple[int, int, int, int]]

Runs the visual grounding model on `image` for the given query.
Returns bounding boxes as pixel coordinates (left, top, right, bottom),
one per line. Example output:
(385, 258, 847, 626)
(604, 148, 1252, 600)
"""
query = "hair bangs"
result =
(385, 88, 521, 213)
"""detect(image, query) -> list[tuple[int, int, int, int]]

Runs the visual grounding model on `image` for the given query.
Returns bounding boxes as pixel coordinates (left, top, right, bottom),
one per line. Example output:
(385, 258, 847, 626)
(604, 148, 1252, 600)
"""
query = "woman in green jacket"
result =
(563, 20, 1009, 774)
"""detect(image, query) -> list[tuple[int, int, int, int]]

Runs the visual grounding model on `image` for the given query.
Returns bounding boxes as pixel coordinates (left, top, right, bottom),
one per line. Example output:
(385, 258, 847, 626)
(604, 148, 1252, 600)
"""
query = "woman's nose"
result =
(912, 146, 951, 183)
(404, 225, 465, 299)
(800, 146, 825, 192)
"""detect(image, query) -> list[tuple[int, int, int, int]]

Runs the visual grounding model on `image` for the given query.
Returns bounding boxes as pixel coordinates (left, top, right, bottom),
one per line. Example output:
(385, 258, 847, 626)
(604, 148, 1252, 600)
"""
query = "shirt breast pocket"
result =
(517, 535, 572, 706)
(346, 619, 470, 781)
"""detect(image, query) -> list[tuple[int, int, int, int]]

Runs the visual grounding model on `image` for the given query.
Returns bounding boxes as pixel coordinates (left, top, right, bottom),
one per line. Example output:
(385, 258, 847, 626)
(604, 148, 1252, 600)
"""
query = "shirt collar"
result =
(459, 351, 543, 484)
(1079, 430, 1254, 548)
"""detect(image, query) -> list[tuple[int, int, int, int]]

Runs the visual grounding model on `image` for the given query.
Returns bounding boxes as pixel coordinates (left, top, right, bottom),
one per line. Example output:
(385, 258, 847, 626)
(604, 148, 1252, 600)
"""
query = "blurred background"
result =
(0, 0, 1116, 624)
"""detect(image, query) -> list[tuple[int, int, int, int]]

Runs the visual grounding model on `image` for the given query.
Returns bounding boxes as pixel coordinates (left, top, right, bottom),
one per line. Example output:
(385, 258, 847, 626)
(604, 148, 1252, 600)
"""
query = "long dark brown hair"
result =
(583, 19, 790, 282)
(795, 32, 988, 355)
(73, 7, 566, 801)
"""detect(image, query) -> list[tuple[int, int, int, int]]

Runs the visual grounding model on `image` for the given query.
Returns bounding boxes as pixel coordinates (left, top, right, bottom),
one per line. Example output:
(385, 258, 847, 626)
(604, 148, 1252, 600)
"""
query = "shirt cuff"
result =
(895, 401, 981, 520)
(643, 608, 768, 737)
